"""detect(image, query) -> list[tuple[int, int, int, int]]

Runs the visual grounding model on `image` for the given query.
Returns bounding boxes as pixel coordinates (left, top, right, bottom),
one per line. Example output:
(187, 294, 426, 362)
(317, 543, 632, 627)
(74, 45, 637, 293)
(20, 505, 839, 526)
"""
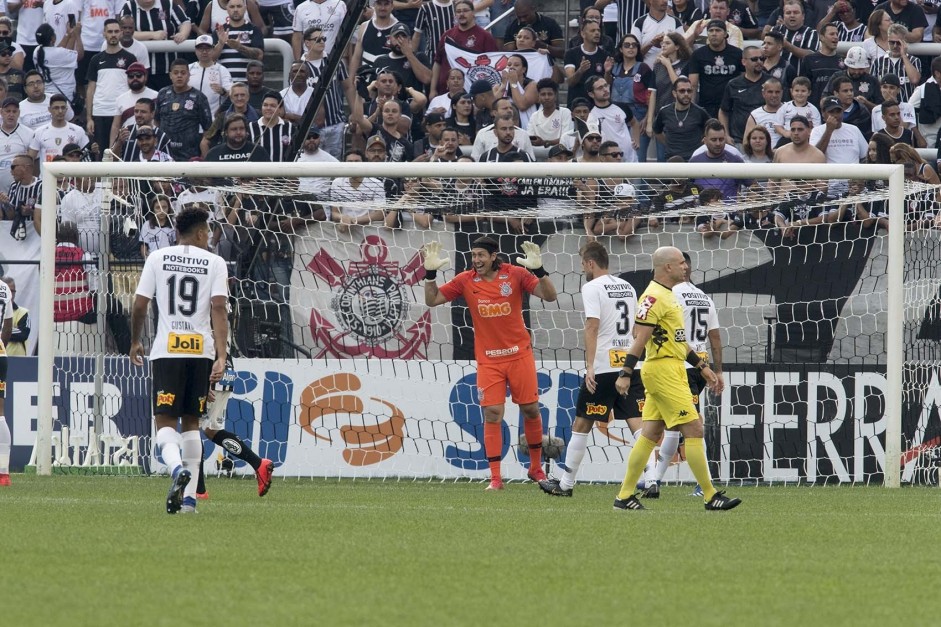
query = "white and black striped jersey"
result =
(135, 244, 229, 361)
(7, 177, 42, 221)
(305, 57, 348, 127)
(214, 22, 264, 83)
(870, 55, 920, 102)
(121, 125, 172, 162)
(837, 22, 866, 42)
(780, 26, 818, 74)
(120, 0, 190, 76)
(415, 1, 454, 57)
(616, 0, 649, 41)
(672, 280, 719, 361)
(248, 118, 296, 161)
(582, 274, 637, 375)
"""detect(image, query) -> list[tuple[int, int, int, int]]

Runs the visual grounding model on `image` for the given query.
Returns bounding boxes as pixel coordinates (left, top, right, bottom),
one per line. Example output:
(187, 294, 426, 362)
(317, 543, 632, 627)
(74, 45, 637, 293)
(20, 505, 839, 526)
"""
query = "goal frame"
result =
(37, 160, 906, 485)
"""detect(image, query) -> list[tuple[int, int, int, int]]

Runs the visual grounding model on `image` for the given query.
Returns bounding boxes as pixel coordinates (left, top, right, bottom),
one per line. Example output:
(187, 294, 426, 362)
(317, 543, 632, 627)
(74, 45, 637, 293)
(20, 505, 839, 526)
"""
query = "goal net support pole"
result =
(36, 161, 906, 483)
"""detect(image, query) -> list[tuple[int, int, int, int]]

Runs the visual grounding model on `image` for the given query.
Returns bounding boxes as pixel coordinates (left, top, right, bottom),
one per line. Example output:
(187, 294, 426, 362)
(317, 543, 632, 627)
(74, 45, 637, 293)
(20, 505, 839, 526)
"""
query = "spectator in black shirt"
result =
(503, 0, 565, 58)
(654, 76, 711, 159)
(155, 58, 213, 160)
(687, 20, 742, 118)
(205, 113, 269, 161)
(719, 45, 768, 145)
(873, 0, 928, 41)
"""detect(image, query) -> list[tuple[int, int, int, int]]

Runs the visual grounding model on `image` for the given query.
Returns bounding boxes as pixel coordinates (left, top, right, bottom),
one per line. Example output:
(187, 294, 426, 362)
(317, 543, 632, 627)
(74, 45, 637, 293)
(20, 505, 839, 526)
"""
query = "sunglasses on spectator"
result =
(127, 72, 144, 78)
(0, 51, 10, 57)
(747, 56, 762, 62)
(603, 151, 624, 157)
(622, 42, 638, 48)
(307, 36, 326, 42)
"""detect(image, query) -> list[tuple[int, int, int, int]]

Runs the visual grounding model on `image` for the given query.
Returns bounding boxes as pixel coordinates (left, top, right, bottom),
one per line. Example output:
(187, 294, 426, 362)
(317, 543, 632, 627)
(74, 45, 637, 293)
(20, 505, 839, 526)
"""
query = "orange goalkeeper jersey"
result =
(438, 264, 540, 363)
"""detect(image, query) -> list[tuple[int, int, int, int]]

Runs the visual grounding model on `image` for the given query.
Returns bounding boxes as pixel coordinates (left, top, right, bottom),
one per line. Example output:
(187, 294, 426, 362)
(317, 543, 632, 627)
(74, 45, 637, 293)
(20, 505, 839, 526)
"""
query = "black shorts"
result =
(576, 370, 646, 422)
(151, 358, 212, 418)
(687, 368, 706, 406)
(0, 355, 7, 399)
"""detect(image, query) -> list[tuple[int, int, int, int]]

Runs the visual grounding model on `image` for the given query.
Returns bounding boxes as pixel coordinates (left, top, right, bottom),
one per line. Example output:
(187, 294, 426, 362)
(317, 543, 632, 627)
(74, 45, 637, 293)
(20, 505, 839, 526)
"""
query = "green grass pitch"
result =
(2, 475, 939, 626)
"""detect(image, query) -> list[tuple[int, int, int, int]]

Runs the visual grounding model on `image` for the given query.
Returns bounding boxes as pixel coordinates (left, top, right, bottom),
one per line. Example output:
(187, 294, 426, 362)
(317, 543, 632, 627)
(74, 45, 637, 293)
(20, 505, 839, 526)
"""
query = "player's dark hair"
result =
(472, 236, 499, 254)
(176, 206, 210, 237)
(104, 17, 121, 29)
(682, 251, 691, 264)
(136, 97, 155, 111)
(170, 57, 189, 71)
(49, 93, 68, 106)
(581, 241, 609, 268)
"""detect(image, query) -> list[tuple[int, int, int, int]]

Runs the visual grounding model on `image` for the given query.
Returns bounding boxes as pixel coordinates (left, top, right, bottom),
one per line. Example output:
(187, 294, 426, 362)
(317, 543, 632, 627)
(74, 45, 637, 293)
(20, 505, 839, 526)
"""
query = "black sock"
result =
(211, 429, 262, 471)
(197, 440, 206, 493)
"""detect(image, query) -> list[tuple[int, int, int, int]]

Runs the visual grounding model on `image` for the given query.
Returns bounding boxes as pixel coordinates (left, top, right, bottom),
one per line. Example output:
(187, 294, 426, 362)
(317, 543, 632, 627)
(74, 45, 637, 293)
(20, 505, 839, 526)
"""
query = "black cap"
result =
(307, 124, 322, 136)
(469, 79, 494, 96)
(547, 144, 572, 158)
(62, 143, 83, 155)
(390, 22, 410, 38)
(424, 111, 445, 125)
(822, 96, 843, 111)
(881, 74, 901, 88)
(0, 96, 18, 108)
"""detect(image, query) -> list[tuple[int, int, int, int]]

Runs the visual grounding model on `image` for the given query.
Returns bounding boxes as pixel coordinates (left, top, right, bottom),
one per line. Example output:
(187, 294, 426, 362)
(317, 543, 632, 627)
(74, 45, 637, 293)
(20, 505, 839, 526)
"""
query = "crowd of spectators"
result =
(0, 0, 935, 353)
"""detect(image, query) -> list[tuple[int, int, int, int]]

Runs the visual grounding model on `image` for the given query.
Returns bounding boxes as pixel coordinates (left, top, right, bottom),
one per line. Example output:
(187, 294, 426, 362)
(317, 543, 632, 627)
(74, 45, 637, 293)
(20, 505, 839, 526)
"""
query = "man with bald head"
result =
(612, 246, 741, 511)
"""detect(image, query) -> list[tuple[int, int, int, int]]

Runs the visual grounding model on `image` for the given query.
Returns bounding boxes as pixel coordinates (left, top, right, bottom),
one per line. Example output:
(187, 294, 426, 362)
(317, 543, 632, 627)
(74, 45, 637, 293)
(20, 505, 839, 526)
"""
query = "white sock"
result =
(559, 431, 589, 490)
(156, 426, 183, 476)
(180, 430, 202, 500)
(653, 431, 682, 485)
(0, 416, 10, 474)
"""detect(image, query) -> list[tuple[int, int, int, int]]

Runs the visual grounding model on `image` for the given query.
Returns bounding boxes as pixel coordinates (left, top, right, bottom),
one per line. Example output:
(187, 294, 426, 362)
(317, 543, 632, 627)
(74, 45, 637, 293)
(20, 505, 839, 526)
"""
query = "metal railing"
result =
(142, 38, 294, 88)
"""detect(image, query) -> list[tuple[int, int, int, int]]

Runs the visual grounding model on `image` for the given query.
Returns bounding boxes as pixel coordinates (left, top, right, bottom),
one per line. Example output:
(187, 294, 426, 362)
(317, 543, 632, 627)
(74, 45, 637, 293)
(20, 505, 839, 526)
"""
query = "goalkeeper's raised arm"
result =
(419, 236, 556, 491)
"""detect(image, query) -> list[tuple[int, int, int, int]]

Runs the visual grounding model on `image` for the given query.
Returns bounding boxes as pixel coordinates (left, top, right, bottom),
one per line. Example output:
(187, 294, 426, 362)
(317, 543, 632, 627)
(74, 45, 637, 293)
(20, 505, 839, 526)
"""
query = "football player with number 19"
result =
(130, 207, 229, 514)
(423, 237, 557, 490)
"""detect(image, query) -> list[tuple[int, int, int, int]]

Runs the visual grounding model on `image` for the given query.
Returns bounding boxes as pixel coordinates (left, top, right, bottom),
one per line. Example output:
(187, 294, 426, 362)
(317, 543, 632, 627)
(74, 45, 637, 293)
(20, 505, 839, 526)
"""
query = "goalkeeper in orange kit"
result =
(422, 236, 557, 490)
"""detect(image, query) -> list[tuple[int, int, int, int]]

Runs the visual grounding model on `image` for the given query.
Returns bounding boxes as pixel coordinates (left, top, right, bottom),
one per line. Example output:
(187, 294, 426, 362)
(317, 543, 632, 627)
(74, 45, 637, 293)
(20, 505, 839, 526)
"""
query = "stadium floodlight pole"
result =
(290, 0, 370, 156)
(38, 161, 906, 484)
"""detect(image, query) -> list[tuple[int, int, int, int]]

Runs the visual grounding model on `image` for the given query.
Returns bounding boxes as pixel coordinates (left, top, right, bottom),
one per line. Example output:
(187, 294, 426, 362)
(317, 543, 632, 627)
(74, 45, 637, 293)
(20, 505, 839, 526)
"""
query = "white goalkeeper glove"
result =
(515, 241, 547, 277)
(422, 241, 449, 280)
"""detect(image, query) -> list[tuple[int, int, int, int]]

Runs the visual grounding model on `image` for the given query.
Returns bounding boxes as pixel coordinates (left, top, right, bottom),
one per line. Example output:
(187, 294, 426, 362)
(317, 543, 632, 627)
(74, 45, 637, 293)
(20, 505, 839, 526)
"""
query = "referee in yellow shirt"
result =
(613, 246, 741, 511)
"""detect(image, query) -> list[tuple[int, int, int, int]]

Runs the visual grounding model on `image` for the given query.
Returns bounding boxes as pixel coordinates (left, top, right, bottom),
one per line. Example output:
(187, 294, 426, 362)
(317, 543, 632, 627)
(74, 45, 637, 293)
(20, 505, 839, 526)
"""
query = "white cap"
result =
(195, 34, 214, 47)
(613, 183, 636, 198)
(844, 46, 869, 70)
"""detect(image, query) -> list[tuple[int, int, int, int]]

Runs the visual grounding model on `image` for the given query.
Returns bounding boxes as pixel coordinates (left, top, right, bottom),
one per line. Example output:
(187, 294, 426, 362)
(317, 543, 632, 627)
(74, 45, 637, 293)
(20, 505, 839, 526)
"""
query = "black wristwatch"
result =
(618, 370, 632, 378)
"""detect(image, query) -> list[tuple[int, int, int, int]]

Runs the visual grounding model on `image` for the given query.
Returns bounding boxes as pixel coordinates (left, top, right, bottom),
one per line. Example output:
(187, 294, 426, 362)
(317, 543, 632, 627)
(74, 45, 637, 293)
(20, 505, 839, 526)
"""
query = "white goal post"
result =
(36, 160, 906, 485)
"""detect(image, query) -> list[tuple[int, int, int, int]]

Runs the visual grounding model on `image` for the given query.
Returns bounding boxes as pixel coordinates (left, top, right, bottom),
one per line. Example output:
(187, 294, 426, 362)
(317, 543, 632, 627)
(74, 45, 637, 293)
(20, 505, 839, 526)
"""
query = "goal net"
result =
(31, 160, 930, 486)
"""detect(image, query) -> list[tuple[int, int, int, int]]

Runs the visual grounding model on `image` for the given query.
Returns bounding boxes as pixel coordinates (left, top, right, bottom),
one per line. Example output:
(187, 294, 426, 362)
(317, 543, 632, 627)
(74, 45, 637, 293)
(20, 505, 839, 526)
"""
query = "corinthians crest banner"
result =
(293, 223, 456, 360)
(444, 42, 553, 92)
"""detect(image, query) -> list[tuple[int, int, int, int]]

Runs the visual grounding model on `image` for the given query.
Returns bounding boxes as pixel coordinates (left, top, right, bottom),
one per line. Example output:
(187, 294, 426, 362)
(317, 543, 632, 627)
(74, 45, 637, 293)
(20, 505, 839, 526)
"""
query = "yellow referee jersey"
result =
(634, 280, 687, 361)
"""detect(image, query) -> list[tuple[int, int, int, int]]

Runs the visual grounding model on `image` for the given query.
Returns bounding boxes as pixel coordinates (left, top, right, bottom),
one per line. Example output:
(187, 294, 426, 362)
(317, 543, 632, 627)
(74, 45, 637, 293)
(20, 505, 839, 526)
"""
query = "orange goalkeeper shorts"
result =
(476, 356, 539, 407)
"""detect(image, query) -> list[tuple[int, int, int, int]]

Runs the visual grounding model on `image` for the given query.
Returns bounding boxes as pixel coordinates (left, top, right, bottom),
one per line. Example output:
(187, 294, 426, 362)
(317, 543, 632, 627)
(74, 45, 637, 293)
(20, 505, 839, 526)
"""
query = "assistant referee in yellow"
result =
(612, 246, 741, 511)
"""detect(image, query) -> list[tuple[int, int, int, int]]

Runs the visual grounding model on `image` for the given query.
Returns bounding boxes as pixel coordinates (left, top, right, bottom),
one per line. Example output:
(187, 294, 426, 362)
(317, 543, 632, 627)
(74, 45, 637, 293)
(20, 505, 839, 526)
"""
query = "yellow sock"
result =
(617, 435, 657, 500)
(685, 438, 716, 502)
